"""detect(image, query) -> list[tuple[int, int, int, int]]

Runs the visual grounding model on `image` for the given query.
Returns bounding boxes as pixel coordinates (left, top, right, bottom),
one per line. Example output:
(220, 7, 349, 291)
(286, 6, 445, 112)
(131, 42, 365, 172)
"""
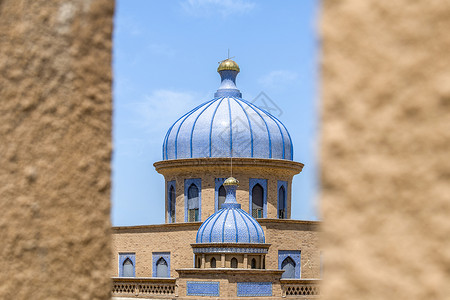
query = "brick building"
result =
(112, 59, 321, 299)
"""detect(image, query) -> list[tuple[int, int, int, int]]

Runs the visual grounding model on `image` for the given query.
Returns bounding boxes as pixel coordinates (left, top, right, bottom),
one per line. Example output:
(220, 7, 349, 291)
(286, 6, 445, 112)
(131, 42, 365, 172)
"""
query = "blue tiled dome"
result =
(196, 178, 265, 244)
(162, 59, 293, 160)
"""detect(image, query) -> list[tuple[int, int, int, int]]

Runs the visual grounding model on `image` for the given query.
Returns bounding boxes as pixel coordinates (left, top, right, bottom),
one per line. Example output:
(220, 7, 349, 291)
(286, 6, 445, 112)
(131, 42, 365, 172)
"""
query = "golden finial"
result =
(224, 177, 239, 186)
(218, 49, 240, 72)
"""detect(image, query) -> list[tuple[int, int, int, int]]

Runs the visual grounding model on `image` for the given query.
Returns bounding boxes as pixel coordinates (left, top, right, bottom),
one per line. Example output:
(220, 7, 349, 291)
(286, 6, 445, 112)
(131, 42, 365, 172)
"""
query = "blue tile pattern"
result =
(249, 178, 268, 218)
(237, 282, 272, 297)
(186, 281, 220, 296)
(278, 250, 301, 279)
(184, 178, 201, 222)
(277, 180, 287, 219)
(118, 253, 135, 277)
(162, 67, 293, 161)
(152, 252, 170, 277)
(193, 247, 268, 254)
(196, 179, 265, 244)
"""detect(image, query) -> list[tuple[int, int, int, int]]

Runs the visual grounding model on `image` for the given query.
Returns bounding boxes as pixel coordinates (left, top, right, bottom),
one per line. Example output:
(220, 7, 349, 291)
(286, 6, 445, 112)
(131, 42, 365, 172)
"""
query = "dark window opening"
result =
(210, 257, 216, 268)
(252, 183, 264, 218)
(231, 257, 238, 268)
(251, 258, 256, 269)
(278, 185, 286, 219)
(169, 185, 175, 223)
(188, 184, 199, 222)
(218, 185, 226, 210)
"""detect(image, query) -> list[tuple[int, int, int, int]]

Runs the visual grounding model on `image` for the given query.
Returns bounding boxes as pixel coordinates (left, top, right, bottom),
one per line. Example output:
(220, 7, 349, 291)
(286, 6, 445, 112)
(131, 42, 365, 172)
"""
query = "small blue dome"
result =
(162, 60, 293, 160)
(196, 206, 265, 243)
(196, 179, 265, 244)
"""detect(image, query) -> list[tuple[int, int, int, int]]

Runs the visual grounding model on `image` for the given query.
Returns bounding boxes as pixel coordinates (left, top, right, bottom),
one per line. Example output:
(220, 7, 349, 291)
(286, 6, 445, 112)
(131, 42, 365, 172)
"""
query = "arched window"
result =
(252, 184, 264, 218)
(231, 257, 238, 268)
(251, 258, 256, 269)
(218, 185, 226, 210)
(281, 256, 296, 279)
(210, 257, 216, 268)
(188, 184, 199, 222)
(122, 258, 134, 277)
(156, 257, 168, 277)
(169, 185, 176, 223)
(278, 185, 286, 219)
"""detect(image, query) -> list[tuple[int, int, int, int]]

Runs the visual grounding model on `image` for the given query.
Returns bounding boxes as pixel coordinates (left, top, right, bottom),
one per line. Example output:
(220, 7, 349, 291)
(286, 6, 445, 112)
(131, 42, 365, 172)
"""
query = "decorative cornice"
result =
(154, 157, 304, 175)
(176, 268, 284, 275)
(112, 222, 201, 233)
(112, 219, 321, 233)
(112, 277, 176, 283)
(191, 243, 270, 249)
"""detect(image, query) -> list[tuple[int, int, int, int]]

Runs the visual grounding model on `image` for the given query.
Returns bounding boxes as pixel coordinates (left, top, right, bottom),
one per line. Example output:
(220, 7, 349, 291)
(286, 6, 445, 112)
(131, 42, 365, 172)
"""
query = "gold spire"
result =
(217, 59, 240, 72)
(223, 176, 239, 186)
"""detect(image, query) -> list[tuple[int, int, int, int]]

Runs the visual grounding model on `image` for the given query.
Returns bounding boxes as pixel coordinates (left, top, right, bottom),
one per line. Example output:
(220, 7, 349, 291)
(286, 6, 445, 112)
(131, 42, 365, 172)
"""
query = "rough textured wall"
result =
(0, 1, 114, 299)
(321, 1, 450, 299)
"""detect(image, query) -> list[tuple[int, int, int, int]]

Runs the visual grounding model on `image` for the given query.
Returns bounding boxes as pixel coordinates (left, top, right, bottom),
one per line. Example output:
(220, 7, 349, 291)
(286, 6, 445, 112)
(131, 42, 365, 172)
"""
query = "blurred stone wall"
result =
(0, 1, 114, 299)
(321, 1, 450, 299)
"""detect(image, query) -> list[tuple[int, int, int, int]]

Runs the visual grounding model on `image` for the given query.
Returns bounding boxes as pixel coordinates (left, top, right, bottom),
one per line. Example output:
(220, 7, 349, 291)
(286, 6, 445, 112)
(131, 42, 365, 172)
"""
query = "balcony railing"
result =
(281, 279, 321, 298)
(112, 277, 177, 298)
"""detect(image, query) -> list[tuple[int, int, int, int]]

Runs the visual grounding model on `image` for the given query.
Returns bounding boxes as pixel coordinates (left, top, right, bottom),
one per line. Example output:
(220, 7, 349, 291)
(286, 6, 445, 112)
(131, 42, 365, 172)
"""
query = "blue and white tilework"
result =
(184, 178, 201, 222)
(237, 282, 272, 297)
(193, 247, 268, 254)
(278, 250, 301, 278)
(118, 253, 135, 277)
(196, 176, 265, 244)
(162, 67, 293, 161)
(186, 281, 220, 296)
(249, 178, 268, 218)
(152, 252, 170, 277)
(214, 178, 226, 212)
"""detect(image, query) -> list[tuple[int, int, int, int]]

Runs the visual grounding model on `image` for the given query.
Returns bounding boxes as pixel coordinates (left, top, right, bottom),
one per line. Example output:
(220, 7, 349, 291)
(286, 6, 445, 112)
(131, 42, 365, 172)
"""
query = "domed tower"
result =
(154, 59, 304, 223)
(192, 177, 270, 269)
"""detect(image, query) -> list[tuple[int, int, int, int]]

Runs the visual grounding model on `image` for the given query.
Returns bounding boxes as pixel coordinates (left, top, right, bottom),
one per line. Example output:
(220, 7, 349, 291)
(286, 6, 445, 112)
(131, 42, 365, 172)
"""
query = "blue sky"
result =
(112, 0, 320, 226)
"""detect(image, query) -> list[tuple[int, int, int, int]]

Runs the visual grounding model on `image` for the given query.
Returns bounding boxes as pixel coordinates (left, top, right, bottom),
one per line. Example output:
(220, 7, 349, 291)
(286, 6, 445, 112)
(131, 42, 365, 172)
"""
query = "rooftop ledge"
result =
(154, 157, 304, 174)
(191, 243, 271, 249)
(112, 219, 321, 232)
(176, 268, 284, 275)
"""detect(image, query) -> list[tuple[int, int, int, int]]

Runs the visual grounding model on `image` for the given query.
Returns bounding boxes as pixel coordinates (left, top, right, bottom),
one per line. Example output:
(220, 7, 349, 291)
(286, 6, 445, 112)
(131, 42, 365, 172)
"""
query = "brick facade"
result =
(111, 219, 320, 279)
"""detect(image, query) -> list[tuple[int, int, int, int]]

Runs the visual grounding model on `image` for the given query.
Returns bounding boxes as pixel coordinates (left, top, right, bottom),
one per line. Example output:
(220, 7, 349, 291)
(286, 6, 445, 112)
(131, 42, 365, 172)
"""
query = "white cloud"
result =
(258, 70, 299, 88)
(130, 89, 204, 135)
(181, 0, 256, 18)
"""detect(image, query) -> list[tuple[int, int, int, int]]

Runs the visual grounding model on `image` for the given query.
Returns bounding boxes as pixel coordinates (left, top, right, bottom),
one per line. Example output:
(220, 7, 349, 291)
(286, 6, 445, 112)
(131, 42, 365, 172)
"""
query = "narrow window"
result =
(122, 258, 134, 277)
(156, 257, 168, 277)
(188, 184, 199, 222)
(210, 257, 216, 268)
(263, 256, 266, 269)
(169, 185, 176, 223)
(278, 185, 286, 219)
(281, 257, 296, 279)
(218, 185, 226, 210)
(197, 257, 201, 268)
(251, 258, 256, 269)
(252, 184, 264, 218)
(231, 257, 238, 268)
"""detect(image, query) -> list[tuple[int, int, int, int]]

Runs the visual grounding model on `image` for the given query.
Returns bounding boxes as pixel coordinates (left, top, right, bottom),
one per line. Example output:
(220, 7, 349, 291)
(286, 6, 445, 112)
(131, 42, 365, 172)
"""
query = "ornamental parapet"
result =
(112, 277, 177, 298)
